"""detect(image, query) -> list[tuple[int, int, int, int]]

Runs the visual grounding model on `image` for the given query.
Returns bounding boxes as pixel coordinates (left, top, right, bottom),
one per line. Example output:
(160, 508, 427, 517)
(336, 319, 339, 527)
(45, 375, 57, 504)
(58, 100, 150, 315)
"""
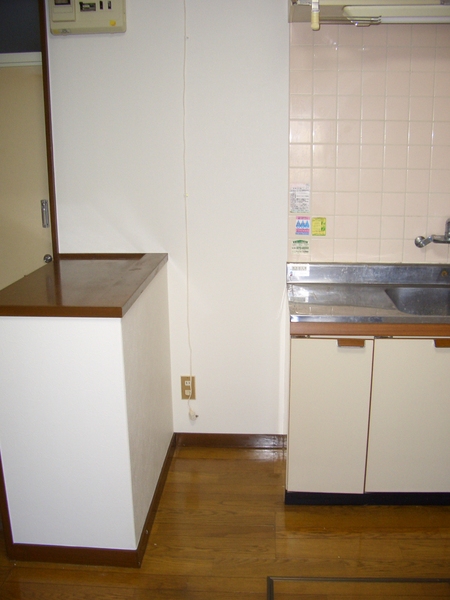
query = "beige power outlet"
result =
(181, 376, 196, 400)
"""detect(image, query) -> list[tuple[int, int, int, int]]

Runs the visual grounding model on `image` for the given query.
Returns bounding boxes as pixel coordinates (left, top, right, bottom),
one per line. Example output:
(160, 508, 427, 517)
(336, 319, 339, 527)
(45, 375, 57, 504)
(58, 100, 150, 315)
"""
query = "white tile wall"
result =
(289, 23, 450, 263)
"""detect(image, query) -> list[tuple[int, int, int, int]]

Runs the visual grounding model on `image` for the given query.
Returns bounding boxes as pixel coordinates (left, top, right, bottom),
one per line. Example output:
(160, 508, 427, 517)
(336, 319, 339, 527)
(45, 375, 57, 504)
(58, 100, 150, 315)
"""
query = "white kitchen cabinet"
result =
(287, 337, 373, 494)
(0, 254, 172, 566)
(366, 338, 450, 493)
(288, 336, 450, 499)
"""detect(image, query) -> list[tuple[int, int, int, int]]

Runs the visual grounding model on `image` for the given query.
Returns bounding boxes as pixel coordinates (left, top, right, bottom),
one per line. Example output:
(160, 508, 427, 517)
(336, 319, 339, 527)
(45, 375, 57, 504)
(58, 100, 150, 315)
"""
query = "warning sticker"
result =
(295, 216, 311, 236)
(312, 217, 326, 236)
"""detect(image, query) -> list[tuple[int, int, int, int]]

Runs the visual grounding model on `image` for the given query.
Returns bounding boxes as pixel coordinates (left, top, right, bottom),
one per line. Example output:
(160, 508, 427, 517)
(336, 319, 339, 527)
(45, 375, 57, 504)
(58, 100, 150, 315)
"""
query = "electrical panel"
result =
(49, 0, 126, 35)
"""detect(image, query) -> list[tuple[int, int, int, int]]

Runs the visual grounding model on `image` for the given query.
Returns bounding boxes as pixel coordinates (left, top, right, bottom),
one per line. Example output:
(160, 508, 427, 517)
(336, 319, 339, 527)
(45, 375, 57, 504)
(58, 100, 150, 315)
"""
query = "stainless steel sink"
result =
(287, 263, 450, 323)
(289, 284, 394, 309)
(385, 286, 450, 316)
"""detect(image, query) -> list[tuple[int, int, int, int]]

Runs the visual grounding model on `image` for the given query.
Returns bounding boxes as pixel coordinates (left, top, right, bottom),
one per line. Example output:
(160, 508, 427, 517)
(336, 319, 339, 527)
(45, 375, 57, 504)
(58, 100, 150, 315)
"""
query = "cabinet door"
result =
(366, 338, 450, 493)
(287, 338, 373, 494)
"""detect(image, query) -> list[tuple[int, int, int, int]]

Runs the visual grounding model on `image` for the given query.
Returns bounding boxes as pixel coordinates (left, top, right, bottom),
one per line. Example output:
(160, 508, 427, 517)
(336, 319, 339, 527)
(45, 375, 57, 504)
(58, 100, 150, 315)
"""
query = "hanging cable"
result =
(182, 0, 198, 421)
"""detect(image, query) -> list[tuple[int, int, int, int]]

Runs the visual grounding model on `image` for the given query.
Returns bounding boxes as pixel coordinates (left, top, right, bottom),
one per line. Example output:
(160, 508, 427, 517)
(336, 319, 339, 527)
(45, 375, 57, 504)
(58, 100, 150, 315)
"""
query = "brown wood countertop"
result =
(0, 253, 168, 318)
(290, 321, 450, 338)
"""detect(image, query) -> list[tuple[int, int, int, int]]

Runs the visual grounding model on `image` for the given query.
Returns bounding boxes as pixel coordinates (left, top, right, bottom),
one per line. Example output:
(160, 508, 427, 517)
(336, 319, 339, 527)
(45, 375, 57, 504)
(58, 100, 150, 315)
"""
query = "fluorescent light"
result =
(343, 4, 450, 22)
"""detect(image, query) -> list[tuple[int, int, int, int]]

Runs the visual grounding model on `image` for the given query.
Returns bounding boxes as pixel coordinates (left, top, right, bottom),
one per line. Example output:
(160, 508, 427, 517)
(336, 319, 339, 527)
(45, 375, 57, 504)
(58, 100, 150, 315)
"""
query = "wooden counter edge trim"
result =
(58, 253, 147, 260)
(121, 253, 168, 317)
(0, 306, 125, 318)
(0, 433, 177, 568)
(290, 322, 450, 337)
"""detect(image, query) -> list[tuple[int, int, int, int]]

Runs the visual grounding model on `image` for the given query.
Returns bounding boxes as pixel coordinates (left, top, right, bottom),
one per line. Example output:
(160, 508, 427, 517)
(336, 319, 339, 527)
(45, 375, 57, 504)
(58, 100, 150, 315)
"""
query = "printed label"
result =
(312, 217, 326, 236)
(295, 216, 311, 236)
(290, 183, 310, 214)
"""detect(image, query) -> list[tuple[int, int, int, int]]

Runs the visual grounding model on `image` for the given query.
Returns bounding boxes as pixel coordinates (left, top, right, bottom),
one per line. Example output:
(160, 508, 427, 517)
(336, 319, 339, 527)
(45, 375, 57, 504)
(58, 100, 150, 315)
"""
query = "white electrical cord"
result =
(183, 0, 198, 421)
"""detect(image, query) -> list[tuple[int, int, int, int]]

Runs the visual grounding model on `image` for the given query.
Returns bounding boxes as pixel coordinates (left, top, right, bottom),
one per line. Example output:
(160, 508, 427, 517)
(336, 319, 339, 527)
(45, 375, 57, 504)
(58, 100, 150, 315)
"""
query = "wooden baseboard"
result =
(135, 432, 176, 566)
(175, 432, 286, 449)
(1, 433, 177, 568)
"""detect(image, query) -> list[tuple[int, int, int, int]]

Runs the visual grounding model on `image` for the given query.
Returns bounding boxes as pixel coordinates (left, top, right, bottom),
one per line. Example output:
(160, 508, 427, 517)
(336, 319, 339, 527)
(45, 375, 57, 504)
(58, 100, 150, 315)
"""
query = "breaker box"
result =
(49, 0, 126, 35)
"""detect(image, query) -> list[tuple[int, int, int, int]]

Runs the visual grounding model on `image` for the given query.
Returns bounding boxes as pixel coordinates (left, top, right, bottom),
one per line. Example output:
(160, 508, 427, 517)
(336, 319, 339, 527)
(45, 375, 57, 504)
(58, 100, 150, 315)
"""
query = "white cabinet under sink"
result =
(287, 337, 373, 494)
(287, 336, 450, 498)
(366, 338, 450, 493)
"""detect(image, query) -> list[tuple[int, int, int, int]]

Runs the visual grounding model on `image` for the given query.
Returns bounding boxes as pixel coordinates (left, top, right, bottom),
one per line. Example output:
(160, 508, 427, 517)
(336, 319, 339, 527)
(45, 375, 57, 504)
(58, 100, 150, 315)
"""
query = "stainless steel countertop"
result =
(287, 263, 450, 324)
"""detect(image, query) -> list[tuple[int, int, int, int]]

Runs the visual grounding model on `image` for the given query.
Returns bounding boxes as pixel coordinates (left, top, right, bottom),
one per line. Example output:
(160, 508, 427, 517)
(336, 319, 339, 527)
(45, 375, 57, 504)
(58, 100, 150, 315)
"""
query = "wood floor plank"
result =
(278, 505, 450, 531)
(276, 536, 404, 560)
(173, 446, 283, 461)
(0, 581, 136, 599)
(271, 579, 450, 598)
(1, 446, 450, 599)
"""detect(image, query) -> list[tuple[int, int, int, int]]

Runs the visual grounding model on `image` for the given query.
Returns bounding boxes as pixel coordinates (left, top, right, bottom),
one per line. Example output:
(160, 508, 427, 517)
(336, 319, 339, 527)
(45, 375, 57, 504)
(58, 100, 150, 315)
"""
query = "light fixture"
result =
(343, 4, 450, 23)
(289, 0, 450, 28)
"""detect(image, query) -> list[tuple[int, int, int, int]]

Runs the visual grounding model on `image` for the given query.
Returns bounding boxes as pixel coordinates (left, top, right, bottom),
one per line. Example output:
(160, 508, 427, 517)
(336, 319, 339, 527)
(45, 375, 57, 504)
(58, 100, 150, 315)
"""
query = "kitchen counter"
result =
(0, 253, 172, 567)
(288, 262, 450, 337)
(286, 262, 450, 505)
(0, 253, 168, 318)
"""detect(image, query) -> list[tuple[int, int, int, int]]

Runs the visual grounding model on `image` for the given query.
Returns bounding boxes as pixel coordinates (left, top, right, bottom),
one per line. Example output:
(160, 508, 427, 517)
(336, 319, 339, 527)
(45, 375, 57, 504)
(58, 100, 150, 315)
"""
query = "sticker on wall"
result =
(291, 239, 310, 256)
(295, 216, 311, 236)
(290, 183, 310, 214)
(312, 217, 327, 236)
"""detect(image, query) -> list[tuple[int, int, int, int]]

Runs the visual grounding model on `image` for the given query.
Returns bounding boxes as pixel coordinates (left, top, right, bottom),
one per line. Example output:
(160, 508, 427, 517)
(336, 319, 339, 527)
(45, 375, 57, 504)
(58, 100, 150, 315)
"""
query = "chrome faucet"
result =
(415, 218, 450, 248)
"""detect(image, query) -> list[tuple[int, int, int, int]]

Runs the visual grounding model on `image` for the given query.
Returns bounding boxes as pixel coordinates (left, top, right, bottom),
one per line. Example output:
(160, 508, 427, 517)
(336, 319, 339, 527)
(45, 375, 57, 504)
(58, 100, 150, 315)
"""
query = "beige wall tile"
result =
(337, 144, 360, 168)
(381, 193, 406, 216)
(289, 22, 450, 263)
(359, 192, 382, 216)
(335, 192, 358, 215)
(380, 239, 404, 262)
(334, 238, 357, 261)
(357, 238, 381, 261)
(313, 119, 337, 143)
(290, 120, 312, 143)
(290, 95, 313, 120)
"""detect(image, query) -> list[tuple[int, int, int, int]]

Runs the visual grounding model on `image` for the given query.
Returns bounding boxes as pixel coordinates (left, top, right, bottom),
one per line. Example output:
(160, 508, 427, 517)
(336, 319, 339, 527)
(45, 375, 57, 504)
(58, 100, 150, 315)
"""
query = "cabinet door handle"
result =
(337, 339, 365, 348)
(434, 339, 450, 348)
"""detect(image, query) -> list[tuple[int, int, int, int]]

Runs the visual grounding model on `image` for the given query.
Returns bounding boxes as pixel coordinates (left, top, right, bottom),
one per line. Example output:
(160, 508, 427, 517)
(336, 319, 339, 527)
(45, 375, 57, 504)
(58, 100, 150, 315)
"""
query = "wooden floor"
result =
(0, 446, 450, 599)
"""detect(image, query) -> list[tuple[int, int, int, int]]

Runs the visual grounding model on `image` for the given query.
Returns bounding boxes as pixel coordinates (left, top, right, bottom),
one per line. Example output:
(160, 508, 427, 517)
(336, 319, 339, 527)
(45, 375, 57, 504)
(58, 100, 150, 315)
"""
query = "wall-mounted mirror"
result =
(0, 0, 58, 291)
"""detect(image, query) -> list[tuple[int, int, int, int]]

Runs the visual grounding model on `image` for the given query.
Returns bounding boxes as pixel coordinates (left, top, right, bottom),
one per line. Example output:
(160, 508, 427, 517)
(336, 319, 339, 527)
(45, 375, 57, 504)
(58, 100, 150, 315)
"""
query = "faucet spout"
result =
(415, 217, 450, 248)
(415, 235, 433, 248)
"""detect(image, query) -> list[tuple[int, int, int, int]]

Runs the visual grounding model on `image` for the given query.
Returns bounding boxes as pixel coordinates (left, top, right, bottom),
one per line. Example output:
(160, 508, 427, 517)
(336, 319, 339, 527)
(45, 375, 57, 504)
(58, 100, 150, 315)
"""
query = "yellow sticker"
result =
(311, 217, 326, 236)
(110, 20, 117, 26)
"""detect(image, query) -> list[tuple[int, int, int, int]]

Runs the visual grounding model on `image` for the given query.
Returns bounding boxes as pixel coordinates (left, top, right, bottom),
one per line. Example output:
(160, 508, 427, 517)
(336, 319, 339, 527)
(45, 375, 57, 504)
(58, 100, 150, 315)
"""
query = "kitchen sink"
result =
(385, 286, 450, 316)
(287, 263, 450, 323)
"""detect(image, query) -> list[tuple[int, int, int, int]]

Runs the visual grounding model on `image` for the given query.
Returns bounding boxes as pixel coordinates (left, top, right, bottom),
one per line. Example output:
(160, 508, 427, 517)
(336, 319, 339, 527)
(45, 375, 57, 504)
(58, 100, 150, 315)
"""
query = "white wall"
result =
(47, 1, 289, 433)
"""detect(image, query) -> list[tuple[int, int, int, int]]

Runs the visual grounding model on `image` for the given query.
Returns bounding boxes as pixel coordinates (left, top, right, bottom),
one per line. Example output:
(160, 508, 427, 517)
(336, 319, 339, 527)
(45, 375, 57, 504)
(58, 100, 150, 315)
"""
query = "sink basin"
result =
(385, 286, 450, 316)
(288, 284, 394, 309)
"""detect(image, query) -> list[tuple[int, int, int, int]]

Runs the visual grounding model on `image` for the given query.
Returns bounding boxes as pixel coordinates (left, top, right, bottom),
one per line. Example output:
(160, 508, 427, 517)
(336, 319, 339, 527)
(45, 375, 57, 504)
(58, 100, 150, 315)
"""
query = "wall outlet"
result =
(181, 376, 196, 400)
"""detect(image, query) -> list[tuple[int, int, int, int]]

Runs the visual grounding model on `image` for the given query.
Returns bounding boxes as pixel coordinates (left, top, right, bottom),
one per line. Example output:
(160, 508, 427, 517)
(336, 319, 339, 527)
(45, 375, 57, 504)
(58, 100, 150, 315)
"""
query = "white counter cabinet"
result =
(287, 337, 373, 494)
(0, 254, 172, 566)
(366, 338, 450, 493)
(287, 336, 450, 501)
